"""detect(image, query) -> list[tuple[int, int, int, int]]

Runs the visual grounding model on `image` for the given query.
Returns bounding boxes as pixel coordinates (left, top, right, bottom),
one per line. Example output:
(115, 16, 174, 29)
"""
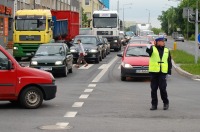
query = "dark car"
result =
(117, 44, 151, 81)
(70, 35, 103, 63)
(103, 37, 111, 55)
(30, 43, 73, 77)
(104, 36, 121, 52)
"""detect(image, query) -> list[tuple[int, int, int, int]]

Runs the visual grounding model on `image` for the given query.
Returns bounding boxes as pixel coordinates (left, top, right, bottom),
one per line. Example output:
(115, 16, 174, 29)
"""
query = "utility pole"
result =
(194, 1, 199, 64)
(33, 0, 35, 9)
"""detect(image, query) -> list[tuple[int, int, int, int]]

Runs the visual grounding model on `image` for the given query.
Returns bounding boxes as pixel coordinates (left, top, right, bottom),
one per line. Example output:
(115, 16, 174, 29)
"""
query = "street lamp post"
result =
(123, 3, 132, 31)
(146, 9, 150, 24)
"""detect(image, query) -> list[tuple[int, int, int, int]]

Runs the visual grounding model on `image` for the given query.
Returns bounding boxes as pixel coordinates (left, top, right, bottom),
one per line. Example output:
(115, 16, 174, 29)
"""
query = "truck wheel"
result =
(15, 57, 21, 61)
(19, 86, 43, 109)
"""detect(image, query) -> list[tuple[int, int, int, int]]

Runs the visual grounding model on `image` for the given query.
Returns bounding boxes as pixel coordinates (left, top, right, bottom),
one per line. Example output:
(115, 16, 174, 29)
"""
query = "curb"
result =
(172, 60, 200, 79)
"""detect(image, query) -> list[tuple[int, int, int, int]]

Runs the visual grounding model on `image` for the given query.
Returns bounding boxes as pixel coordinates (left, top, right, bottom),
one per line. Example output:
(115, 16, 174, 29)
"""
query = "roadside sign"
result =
(198, 34, 200, 43)
(183, 7, 193, 18)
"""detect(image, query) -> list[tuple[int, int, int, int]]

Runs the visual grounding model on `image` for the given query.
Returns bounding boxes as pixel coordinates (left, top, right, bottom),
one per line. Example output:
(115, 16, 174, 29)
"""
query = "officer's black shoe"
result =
(150, 106, 157, 110)
(163, 104, 169, 110)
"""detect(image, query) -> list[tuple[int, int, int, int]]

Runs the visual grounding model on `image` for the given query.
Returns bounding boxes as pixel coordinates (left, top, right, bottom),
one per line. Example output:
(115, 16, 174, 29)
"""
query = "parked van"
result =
(0, 46, 57, 109)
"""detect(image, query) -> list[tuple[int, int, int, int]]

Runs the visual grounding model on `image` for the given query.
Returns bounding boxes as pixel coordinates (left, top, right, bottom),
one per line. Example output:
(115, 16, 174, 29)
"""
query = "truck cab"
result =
(0, 45, 56, 109)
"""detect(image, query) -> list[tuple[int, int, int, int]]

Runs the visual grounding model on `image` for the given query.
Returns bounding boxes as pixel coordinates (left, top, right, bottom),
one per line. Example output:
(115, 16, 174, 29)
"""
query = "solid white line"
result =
(56, 122, 69, 128)
(88, 84, 96, 87)
(72, 102, 84, 107)
(64, 112, 77, 117)
(84, 89, 93, 93)
(92, 56, 118, 82)
(79, 94, 89, 99)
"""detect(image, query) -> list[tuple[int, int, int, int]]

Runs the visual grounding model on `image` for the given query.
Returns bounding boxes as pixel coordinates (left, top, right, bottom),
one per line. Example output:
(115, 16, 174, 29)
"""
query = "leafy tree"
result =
(82, 8, 89, 28)
(151, 28, 162, 35)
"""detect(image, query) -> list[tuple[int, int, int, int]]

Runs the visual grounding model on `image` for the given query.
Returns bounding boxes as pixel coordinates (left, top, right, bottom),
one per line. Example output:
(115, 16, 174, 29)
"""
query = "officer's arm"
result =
(146, 45, 153, 56)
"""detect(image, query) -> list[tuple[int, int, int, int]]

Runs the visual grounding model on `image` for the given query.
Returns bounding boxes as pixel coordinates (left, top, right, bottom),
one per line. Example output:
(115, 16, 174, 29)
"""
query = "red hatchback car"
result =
(117, 44, 152, 81)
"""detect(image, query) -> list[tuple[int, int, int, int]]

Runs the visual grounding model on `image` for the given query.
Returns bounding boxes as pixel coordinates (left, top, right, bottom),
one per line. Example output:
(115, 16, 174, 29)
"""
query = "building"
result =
(81, 0, 105, 27)
(0, 0, 13, 48)
(100, 0, 109, 9)
(1, 0, 80, 48)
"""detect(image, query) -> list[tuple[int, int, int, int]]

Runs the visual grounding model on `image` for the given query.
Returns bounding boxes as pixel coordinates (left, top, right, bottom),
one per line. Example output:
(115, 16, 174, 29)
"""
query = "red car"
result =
(0, 45, 57, 109)
(117, 44, 151, 81)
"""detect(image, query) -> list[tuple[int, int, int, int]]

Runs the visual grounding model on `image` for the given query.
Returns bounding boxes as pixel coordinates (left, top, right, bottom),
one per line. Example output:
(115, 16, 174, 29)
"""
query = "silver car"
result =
(175, 34, 184, 42)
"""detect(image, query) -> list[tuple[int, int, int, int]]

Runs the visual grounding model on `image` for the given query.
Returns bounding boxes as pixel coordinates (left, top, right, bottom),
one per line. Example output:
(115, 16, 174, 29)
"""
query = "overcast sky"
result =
(109, 0, 180, 28)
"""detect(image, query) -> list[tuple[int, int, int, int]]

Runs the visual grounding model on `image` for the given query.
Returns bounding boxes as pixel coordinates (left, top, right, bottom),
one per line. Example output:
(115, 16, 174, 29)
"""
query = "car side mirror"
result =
(7, 60, 13, 70)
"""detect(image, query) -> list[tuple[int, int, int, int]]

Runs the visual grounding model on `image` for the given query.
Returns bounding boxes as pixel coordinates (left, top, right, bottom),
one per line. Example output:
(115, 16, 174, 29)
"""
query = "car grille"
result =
(132, 66, 149, 69)
(38, 63, 55, 66)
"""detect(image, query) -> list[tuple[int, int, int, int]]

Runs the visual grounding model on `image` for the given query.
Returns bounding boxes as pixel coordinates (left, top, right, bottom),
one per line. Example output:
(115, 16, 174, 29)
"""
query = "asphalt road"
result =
(1, 42, 200, 132)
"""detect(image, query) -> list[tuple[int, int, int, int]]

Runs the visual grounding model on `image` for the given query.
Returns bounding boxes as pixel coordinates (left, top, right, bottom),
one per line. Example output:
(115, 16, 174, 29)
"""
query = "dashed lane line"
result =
(79, 94, 89, 99)
(64, 112, 77, 117)
(84, 89, 93, 93)
(88, 84, 96, 87)
(72, 102, 84, 107)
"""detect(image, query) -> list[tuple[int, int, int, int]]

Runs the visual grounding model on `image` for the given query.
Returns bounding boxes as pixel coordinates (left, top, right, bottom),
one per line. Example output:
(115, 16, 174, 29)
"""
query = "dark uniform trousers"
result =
(150, 73, 169, 106)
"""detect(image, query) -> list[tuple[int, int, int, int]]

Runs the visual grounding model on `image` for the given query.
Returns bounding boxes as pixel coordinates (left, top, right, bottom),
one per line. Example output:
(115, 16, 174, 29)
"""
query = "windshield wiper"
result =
(138, 55, 149, 57)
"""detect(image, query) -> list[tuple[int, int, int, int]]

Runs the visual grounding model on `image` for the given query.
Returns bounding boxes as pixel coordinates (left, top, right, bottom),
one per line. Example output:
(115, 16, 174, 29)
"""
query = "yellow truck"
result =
(13, 10, 53, 61)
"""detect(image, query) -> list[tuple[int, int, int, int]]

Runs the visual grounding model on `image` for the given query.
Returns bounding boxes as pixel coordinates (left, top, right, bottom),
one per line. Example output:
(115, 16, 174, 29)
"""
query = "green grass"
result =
(170, 50, 200, 75)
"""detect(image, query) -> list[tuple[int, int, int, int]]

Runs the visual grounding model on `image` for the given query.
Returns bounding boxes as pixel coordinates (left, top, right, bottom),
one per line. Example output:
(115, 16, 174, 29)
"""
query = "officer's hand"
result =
(146, 44, 151, 49)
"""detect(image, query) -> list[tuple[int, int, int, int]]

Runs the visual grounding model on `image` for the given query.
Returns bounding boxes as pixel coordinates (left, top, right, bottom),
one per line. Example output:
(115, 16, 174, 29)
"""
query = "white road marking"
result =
(78, 64, 93, 69)
(92, 56, 119, 82)
(194, 79, 200, 81)
(118, 64, 121, 69)
(79, 94, 89, 99)
(88, 84, 96, 87)
(84, 89, 93, 93)
(72, 102, 84, 107)
(64, 112, 77, 117)
(56, 122, 69, 128)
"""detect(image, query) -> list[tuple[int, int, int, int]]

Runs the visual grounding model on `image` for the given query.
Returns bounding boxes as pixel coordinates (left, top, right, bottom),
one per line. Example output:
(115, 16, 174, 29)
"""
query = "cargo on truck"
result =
(13, 9, 79, 61)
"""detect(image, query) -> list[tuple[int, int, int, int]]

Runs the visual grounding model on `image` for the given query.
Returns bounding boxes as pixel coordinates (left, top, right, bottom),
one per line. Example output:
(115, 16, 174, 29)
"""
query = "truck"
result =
(92, 9, 121, 51)
(136, 23, 153, 36)
(0, 45, 56, 109)
(13, 9, 79, 61)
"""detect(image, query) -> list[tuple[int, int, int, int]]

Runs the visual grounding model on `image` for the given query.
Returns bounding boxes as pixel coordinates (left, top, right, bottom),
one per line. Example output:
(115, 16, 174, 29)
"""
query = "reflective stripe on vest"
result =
(149, 46, 169, 73)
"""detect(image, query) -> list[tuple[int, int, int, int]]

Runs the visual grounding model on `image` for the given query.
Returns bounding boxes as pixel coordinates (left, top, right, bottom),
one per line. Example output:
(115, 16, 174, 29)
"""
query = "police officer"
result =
(146, 37, 172, 110)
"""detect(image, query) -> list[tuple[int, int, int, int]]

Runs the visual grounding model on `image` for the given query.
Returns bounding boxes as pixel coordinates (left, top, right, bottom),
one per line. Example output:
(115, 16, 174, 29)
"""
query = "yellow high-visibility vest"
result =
(149, 46, 169, 73)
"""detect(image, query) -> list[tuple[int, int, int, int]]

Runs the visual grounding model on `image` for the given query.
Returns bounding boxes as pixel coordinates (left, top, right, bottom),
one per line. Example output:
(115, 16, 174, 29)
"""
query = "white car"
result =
(175, 34, 184, 42)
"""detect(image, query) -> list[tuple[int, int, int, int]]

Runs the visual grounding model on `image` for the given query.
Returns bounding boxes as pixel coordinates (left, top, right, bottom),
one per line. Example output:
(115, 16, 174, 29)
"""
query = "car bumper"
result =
(72, 52, 99, 61)
(121, 66, 150, 78)
(30, 65, 66, 74)
(38, 83, 57, 100)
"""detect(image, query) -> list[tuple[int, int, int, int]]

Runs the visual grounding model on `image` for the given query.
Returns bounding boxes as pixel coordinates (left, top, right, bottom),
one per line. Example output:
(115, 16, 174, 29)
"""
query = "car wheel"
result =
(182, 40, 184, 42)
(121, 76, 126, 81)
(19, 86, 43, 109)
(114, 48, 118, 52)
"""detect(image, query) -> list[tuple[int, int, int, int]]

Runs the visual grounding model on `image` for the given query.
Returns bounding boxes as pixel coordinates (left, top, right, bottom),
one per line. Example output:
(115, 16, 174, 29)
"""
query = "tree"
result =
(151, 28, 162, 35)
(82, 8, 89, 28)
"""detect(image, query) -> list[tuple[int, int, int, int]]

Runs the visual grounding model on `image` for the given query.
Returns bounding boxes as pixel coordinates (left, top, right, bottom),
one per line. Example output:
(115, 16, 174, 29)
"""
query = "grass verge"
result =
(170, 50, 200, 75)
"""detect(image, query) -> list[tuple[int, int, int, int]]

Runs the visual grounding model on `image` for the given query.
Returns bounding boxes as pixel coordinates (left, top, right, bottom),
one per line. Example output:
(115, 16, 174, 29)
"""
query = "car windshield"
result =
(126, 46, 149, 57)
(35, 45, 65, 56)
(74, 37, 97, 44)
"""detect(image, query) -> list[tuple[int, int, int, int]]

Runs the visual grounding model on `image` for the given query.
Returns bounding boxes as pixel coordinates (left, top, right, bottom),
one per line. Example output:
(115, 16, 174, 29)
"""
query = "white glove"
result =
(146, 44, 151, 49)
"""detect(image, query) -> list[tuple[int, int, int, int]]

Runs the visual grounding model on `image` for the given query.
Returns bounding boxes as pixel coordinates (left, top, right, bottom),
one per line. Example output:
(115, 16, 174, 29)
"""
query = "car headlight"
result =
(90, 49, 98, 53)
(114, 40, 118, 42)
(122, 62, 132, 68)
(13, 47, 18, 50)
(31, 61, 38, 65)
(70, 49, 77, 52)
(55, 61, 63, 65)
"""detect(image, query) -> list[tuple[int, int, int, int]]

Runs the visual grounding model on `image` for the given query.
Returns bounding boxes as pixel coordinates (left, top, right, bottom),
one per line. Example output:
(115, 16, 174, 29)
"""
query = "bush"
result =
(189, 34, 195, 41)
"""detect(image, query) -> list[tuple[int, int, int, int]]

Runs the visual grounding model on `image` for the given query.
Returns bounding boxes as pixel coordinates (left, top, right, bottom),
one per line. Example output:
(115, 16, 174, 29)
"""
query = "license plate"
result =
(40, 67, 52, 71)
(136, 70, 149, 73)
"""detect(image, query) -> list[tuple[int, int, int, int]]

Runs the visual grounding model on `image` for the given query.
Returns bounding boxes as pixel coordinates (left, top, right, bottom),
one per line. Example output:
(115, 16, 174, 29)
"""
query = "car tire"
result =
(182, 40, 184, 42)
(19, 86, 43, 109)
(121, 76, 126, 81)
